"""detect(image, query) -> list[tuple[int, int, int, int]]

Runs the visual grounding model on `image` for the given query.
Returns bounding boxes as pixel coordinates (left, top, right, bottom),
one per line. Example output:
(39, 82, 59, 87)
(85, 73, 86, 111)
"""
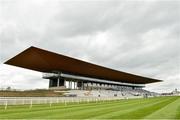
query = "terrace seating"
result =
(65, 88, 153, 98)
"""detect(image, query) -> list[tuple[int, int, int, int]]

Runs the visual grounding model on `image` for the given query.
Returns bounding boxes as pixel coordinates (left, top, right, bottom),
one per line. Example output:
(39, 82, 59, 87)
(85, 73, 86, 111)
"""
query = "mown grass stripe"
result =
(145, 96, 180, 119)
(175, 97, 180, 119)
(44, 97, 160, 119)
(109, 97, 176, 119)
(27, 97, 168, 119)
(90, 97, 173, 119)
(65, 97, 167, 119)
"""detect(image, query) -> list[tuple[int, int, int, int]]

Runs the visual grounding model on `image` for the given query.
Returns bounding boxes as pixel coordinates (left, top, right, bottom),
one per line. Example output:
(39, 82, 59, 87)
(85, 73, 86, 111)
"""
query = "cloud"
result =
(0, 64, 47, 89)
(0, 0, 179, 92)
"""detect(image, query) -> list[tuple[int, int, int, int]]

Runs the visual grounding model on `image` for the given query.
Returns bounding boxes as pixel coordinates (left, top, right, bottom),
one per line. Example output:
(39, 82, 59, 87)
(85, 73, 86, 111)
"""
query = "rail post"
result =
(56, 98, 59, 104)
(4, 100, 7, 110)
(65, 100, 67, 106)
(50, 99, 52, 107)
(29, 99, 32, 109)
(23, 99, 25, 105)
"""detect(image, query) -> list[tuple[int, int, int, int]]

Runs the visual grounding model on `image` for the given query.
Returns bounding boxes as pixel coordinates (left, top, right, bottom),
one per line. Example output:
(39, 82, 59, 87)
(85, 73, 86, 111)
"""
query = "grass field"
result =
(0, 96, 180, 119)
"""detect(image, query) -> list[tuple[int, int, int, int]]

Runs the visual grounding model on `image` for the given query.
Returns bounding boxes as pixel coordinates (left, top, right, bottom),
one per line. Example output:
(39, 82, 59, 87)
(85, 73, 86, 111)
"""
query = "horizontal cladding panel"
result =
(60, 73, 145, 87)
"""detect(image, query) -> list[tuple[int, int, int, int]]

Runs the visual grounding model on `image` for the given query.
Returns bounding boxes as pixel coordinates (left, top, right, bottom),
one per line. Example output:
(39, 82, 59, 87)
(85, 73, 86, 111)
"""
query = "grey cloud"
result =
(44, 1, 123, 37)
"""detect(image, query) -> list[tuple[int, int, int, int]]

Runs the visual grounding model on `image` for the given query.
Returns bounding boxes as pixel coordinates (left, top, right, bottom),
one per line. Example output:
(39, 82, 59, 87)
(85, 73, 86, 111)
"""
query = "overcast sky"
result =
(0, 0, 179, 93)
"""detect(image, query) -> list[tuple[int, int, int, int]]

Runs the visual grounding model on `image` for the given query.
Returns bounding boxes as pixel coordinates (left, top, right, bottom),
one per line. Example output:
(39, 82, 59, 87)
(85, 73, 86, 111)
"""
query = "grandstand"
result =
(4, 46, 162, 98)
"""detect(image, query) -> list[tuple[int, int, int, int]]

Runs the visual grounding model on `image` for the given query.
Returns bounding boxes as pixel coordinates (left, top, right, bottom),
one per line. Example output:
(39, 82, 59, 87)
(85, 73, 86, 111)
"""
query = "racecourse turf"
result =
(0, 96, 179, 119)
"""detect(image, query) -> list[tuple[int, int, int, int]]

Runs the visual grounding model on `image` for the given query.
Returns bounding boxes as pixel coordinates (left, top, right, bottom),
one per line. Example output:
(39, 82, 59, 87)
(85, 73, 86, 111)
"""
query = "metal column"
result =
(57, 78, 60, 87)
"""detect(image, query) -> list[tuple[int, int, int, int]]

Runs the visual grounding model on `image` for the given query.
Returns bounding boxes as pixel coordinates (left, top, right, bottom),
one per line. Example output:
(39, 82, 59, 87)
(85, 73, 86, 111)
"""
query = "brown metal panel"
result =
(4, 46, 162, 84)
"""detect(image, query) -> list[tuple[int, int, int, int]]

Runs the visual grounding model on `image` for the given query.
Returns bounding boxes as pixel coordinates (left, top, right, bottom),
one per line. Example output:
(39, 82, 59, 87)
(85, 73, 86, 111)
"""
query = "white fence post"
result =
(50, 100, 52, 107)
(65, 100, 67, 106)
(56, 98, 58, 104)
(29, 99, 32, 109)
(4, 101, 7, 110)
(23, 99, 25, 105)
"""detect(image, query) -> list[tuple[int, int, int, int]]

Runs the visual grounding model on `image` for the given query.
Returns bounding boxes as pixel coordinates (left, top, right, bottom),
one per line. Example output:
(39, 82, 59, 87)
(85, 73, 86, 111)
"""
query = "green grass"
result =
(0, 96, 179, 119)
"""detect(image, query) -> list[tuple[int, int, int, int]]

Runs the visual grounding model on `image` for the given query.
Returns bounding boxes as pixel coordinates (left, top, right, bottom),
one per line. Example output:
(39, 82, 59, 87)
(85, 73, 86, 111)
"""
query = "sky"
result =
(0, 0, 179, 93)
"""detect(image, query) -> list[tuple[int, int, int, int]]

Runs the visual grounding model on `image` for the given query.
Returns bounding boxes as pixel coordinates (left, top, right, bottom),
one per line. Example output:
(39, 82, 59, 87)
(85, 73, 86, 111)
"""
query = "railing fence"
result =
(0, 97, 132, 110)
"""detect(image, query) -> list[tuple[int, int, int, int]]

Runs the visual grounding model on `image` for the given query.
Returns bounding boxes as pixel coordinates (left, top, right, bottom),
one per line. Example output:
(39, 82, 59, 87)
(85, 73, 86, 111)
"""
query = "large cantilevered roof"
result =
(4, 46, 162, 84)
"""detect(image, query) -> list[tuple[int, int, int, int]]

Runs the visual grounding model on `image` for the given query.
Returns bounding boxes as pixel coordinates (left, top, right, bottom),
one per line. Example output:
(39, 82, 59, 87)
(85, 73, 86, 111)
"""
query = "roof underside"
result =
(4, 46, 162, 84)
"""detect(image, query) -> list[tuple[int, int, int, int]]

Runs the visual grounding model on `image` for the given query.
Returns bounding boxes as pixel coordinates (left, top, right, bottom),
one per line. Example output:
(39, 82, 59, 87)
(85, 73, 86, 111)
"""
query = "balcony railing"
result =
(42, 73, 59, 79)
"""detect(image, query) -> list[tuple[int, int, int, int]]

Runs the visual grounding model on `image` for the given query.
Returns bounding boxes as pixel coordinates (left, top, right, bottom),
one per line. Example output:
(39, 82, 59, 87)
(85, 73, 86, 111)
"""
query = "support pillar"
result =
(82, 81, 84, 90)
(74, 81, 75, 89)
(70, 81, 72, 89)
(64, 80, 66, 88)
(57, 78, 60, 87)
(69, 81, 71, 89)
(49, 79, 52, 88)
(71, 81, 72, 89)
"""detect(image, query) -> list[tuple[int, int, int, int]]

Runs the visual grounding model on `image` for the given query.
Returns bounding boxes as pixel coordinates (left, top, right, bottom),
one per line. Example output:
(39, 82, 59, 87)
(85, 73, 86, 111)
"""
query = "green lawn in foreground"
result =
(0, 96, 179, 119)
